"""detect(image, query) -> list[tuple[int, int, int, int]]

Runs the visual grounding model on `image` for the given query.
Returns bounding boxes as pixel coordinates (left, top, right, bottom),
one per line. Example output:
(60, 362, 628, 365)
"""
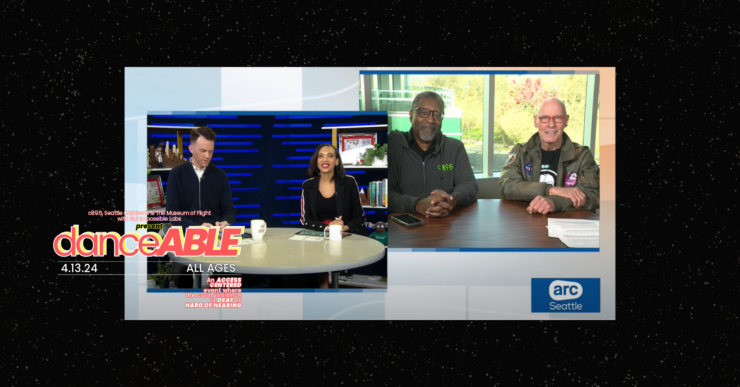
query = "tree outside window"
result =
(364, 73, 598, 175)
(493, 74, 590, 170)
(408, 74, 485, 173)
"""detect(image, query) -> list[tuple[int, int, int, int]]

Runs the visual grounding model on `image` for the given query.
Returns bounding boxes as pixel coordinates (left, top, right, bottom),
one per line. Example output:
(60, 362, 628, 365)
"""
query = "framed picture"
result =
(339, 133, 376, 153)
(147, 175, 165, 208)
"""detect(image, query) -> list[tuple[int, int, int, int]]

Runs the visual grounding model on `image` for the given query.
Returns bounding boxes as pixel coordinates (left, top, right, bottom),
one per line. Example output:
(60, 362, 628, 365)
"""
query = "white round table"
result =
(169, 228, 386, 288)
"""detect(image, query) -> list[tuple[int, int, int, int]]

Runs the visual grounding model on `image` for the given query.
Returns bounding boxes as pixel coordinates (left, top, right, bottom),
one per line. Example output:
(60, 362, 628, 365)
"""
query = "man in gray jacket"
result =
(388, 91, 478, 217)
(498, 97, 599, 214)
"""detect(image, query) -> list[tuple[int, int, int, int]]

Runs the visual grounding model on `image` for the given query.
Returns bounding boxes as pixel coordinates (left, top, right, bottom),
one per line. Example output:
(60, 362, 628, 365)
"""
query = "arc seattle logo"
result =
(531, 278, 600, 313)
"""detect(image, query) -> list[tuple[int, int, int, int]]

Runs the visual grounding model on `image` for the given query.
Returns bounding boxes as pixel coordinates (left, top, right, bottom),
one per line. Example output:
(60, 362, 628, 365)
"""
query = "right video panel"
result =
(362, 68, 614, 320)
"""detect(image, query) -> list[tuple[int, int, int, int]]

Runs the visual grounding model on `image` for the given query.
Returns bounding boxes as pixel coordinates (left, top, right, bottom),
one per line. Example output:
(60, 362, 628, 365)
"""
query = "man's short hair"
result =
(190, 126, 217, 144)
(411, 91, 446, 112)
(537, 97, 568, 116)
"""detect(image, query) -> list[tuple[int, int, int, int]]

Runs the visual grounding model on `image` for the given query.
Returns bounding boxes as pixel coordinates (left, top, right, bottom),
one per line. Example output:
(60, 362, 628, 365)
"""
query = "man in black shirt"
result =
(387, 91, 479, 218)
(165, 126, 236, 288)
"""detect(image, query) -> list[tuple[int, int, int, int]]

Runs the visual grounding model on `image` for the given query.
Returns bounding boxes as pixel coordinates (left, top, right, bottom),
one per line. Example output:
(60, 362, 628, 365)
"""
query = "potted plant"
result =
(146, 275, 157, 289)
(361, 143, 388, 166)
(152, 260, 173, 289)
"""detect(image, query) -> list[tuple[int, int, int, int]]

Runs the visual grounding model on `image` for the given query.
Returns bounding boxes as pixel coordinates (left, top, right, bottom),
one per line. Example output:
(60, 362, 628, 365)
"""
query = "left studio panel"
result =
(141, 112, 389, 292)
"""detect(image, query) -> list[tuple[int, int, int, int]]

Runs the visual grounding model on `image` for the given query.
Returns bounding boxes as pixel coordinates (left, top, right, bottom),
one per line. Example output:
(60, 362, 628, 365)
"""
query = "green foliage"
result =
(594, 97, 601, 165)
(495, 75, 588, 146)
(362, 143, 387, 166)
(405, 74, 589, 148)
(409, 75, 485, 145)
(153, 260, 173, 288)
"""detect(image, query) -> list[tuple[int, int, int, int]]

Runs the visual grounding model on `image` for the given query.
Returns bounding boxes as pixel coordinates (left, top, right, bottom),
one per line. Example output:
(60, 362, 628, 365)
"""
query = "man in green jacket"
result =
(498, 97, 599, 214)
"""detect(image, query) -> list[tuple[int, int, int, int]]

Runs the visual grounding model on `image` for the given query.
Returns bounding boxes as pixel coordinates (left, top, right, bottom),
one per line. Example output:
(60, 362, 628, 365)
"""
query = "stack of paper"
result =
(546, 219, 599, 248)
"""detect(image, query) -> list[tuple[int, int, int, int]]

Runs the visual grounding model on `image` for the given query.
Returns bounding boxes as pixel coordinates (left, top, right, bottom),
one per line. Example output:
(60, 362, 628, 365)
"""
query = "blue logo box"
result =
(531, 278, 601, 313)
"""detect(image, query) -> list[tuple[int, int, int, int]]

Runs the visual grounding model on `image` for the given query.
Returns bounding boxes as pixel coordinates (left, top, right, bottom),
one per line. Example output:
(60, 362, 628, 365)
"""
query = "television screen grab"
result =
(66, 67, 614, 320)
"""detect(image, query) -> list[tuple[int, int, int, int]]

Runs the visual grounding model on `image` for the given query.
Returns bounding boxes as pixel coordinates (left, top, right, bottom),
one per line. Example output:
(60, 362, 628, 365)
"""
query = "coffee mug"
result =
(251, 219, 267, 241)
(323, 224, 343, 242)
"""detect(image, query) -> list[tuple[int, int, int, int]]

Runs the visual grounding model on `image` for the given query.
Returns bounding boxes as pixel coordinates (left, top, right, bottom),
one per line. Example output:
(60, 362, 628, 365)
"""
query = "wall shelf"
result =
(147, 206, 166, 214)
(328, 124, 388, 214)
(321, 124, 388, 130)
(345, 165, 387, 169)
(147, 125, 188, 158)
(338, 274, 387, 289)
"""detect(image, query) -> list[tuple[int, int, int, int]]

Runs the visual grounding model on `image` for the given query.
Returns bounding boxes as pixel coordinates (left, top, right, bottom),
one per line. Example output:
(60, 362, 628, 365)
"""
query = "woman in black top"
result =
(296, 144, 366, 288)
(300, 144, 365, 234)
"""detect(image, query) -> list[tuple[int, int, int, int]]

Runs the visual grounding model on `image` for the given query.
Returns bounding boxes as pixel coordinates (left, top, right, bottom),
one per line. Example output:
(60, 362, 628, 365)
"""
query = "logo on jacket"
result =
(438, 164, 454, 171)
(524, 163, 533, 176)
(505, 148, 517, 166)
(565, 172, 578, 187)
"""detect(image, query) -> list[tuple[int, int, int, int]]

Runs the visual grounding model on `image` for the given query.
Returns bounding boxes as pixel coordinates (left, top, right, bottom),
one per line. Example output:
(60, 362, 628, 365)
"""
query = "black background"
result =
(5, 1, 737, 385)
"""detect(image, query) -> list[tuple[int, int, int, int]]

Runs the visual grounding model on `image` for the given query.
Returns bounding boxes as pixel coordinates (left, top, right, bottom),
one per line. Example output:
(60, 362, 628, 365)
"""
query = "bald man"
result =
(498, 97, 599, 214)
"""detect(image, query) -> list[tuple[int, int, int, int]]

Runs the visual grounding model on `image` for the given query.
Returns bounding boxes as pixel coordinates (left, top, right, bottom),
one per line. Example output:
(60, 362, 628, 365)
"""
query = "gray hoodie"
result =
(388, 129, 479, 213)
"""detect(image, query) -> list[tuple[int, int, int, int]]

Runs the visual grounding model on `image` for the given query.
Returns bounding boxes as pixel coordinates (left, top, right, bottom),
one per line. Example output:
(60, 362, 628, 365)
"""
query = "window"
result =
(361, 72, 600, 177)
(594, 95, 601, 165)
(408, 74, 485, 174)
(492, 74, 592, 171)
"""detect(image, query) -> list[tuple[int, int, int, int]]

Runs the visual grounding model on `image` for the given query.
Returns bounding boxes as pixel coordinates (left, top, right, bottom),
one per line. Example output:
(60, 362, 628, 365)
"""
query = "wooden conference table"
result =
(389, 199, 599, 249)
(169, 228, 386, 288)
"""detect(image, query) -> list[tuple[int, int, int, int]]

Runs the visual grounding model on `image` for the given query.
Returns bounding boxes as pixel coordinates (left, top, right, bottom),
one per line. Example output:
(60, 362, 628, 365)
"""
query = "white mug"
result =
(251, 219, 267, 241)
(323, 224, 343, 242)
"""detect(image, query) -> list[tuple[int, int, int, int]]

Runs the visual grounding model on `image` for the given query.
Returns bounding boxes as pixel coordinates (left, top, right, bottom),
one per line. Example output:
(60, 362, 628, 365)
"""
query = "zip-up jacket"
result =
(300, 175, 365, 234)
(388, 129, 478, 213)
(165, 161, 236, 228)
(498, 132, 600, 212)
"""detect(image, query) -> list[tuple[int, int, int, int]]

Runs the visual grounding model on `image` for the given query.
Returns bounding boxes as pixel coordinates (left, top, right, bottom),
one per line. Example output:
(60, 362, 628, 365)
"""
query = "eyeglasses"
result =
(414, 108, 444, 121)
(537, 115, 567, 123)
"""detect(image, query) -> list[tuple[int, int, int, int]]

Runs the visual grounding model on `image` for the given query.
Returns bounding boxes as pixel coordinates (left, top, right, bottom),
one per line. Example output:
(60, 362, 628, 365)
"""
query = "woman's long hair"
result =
(307, 143, 345, 180)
